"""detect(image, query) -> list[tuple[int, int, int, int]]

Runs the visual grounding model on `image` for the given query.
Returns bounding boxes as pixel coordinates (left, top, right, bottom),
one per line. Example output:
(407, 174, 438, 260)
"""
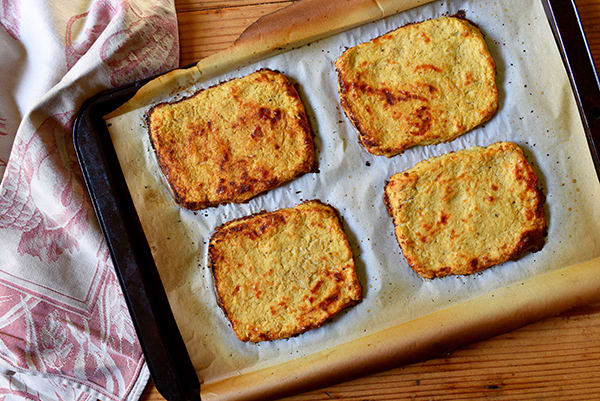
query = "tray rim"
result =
(73, 0, 600, 400)
(73, 75, 201, 401)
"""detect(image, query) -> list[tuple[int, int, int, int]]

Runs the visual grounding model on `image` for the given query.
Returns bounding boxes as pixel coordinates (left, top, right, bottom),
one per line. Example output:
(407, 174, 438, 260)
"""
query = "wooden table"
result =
(141, 1, 600, 399)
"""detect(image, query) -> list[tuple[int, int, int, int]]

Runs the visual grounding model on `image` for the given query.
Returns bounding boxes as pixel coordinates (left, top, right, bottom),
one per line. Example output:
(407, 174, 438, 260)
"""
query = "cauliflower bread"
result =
(147, 69, 315, 210)
(209, 200, 362, 342)
(336, 16, 498, 157)
(384, 142, 546, 279)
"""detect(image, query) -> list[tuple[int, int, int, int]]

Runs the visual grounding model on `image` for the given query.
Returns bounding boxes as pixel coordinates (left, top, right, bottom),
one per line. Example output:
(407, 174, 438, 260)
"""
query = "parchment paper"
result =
(106, 0, 600, 386)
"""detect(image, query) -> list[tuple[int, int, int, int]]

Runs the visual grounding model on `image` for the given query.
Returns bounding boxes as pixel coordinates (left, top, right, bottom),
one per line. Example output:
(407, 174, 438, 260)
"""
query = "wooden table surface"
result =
(141, 1, 600, 400)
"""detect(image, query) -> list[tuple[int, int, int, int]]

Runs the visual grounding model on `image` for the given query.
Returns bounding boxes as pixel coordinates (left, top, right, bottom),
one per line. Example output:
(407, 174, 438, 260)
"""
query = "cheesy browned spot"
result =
(147, 69, 315, 210)
(336, 16, 498, 157)
(384, 142, 546, 279)
(209, 200, 362, 342)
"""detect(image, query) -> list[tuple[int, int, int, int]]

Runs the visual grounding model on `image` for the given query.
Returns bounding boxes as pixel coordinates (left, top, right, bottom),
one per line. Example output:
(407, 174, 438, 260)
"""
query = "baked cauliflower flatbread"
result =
(147, 68, 315, 210)
(385, 142, 546, 278)
(337, 16, 498, 157)
(209, 200, 362, 342)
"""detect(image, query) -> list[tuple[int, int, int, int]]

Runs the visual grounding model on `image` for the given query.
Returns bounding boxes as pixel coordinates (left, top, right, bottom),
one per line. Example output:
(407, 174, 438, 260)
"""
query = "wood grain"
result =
(175, 0, 296, 13)
(139, 0, 600, 399)
(176, 1, 295, 65)
(578, 0, 600, 68)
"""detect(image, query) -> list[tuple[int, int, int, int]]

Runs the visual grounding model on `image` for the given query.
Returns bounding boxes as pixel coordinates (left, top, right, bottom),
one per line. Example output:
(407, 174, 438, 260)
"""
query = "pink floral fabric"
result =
(0, 1, 179, 400)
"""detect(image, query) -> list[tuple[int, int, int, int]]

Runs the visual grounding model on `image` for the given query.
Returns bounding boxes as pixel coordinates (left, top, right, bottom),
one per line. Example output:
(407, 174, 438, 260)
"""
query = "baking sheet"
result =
(106, 0, 600, 386)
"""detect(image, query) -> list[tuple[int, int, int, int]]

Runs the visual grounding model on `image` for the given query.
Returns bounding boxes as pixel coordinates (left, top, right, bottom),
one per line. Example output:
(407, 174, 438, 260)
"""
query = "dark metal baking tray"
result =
(73, 1, 600, 399)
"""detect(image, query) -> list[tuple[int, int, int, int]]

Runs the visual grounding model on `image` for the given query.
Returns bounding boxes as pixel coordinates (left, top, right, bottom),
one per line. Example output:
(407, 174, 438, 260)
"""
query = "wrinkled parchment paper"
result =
(106, 0, 600, 384)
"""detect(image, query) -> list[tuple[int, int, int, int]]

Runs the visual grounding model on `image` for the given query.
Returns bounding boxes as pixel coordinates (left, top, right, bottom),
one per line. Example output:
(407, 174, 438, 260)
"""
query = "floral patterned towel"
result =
(0, 1, 179, 399)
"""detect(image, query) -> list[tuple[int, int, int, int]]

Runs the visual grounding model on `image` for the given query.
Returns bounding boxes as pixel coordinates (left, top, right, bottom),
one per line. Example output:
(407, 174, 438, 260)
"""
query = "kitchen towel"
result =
(0, 0, 179, 400)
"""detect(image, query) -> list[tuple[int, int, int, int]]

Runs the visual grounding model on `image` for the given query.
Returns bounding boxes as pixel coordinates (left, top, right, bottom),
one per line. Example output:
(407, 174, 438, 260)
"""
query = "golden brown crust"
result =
(384, 142, 547, 279)
(336, 16, 498, 157)
(147, 68, 316, 210)
(209, 200, 362, 342)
